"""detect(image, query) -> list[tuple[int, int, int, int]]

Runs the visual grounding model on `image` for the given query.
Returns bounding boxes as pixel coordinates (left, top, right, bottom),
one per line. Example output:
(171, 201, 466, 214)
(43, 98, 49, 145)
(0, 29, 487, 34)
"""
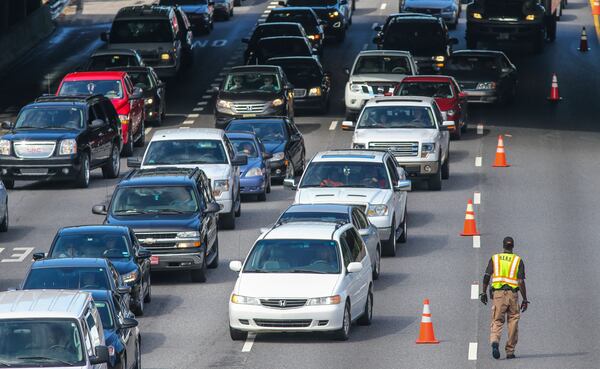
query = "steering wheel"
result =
(48, 345, 68, 352)
(391, 67, 406, 73)
(310, 260, 330, 267)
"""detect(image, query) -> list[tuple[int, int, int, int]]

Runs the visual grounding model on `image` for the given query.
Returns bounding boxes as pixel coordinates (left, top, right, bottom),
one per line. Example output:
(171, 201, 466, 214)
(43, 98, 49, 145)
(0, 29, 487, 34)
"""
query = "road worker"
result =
(479, 236, 529, 360)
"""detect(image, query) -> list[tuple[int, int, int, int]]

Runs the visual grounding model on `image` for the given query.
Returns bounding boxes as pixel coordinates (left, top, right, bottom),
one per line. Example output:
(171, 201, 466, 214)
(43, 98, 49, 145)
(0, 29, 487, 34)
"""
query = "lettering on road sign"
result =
(194, 40, 228, 48)
(0, 247, 35, 263)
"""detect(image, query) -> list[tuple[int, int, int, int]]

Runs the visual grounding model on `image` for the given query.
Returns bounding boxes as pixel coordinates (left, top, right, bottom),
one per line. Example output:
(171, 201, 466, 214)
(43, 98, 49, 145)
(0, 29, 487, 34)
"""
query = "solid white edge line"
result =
(470, 284, 479, 299)
(145, 127, 152, 135)
(475, 156, 482, 167)
(473, 192, 481, 205)
(468, 342, 478, 360)
(477, 124, 484, 135)
(473, 235, 481, 249)
(329, 121, 338, 130)
(380, 3, 387, 9)
(242, 333, 256, 352)
(188, 114, 199, 118)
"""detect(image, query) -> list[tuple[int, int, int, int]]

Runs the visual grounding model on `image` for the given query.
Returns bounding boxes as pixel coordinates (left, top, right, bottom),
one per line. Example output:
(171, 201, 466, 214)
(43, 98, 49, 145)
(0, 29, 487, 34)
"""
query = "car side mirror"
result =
(229, 260, 242, 272)
(232, 155, 248, 166)
(32, 252, 46, 261)
(120, 317, 139, 329)
(394, 179, 411, 192)
(1, 121, 12, 130)
(204, 201, 221, 214)
(136, 248, 152, 259)
(283, 178, 297, 190)
(312, 47, 318, 54)
(90, 119, 105, 129)
(117, 286, 132, 295)
(90, 346, 109, 365)
(127, 157, 142, 168)
(241, 37, 250, 43)
(262, 152, 273, 160)
(358, 228, 369, 237)
(347, 262, 363, 273)
(92, 204, 107, 215)
(100, 32, 109, 42)
(501, 67, 512, 73)
(341, 120, 354, 131)
(278, 0, 286, 4)
(449, 37, 459, 45)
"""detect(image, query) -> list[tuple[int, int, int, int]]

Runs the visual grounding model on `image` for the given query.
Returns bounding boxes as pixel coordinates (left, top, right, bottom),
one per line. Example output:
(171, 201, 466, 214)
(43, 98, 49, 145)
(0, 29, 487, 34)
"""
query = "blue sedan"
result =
(226, 131, 272, 201)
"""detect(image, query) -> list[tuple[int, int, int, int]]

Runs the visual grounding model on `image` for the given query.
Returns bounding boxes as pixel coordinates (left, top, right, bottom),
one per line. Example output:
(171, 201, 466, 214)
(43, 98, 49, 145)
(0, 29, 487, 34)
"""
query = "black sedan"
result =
(33, 225, 152, 316)
(159, 0, 214, 33)
(92, 290, 141, 369)
(242, 22, 310, 63)
(265, 7, 325, 55)
(268, 56, 331, 112)
(225, 117, 306, 182)
(81, 49, 145, 71)
(443, 50, 518, 104)
(249, 36, 317, 65)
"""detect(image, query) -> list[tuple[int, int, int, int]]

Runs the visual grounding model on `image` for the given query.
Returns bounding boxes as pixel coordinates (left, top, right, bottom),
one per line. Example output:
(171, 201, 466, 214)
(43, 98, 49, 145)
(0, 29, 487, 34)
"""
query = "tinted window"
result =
(110, 20, 174, 43)
(352, 208, 369, 229)
(51, 233, 131, 259)
(338, 233, 353, 267)
(127, 71, 153, 90)
(223, 72, 281, 93)
(230, 138, 259, 158)
(24, 267, 110, 290)
(345, 228, 365, 261)
(357, 106, 435, 129)
(274, 60, 321, 85)
(398, 81, 453, 98)
(253, 24, 303, 41)
(111, 186, 199, 214)
(15, 106, 84, 130)
(258, 39, 311, 60)
(446, 55, 501, 72)
(94, 301, 115, 330)
(300, 162, 390, 189)
(143, 139, 228, 165)
(384, 22, 445, 54)
(88, 55, 139, 70)
(59, 80, 124, 99)
(354, 55, 411, 74)
(267, 11, 318, 33)
(386, 157, 399, 186)
(160, 0, 208, 4)
(226, 121, 287, 142)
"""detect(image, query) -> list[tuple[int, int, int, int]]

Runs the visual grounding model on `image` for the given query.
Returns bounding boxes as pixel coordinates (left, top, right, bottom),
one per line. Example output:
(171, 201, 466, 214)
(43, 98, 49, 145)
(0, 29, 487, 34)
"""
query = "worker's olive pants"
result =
(490, 289, 520, 355)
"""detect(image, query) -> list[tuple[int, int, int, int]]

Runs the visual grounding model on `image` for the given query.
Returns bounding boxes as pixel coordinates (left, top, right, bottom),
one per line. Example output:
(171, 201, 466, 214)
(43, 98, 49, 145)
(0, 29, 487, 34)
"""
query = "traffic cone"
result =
(578, 27, 589, 52)
(593, 0, 600, 15)
(492, 135, 510, 167)
(547, 73, 562, 102)
(460, 199, 480, 236)
(416, 299, 439, 344)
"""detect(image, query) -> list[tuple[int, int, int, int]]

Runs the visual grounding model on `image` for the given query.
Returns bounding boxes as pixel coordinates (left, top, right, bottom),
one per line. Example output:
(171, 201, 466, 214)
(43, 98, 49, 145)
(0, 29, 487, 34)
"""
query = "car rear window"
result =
(353, 55, 411, 75)
(23, 267, 110, 290)
(87, 55, 139, 70)
(383, 22, 446, 55)
(445, 56, 500, 72)
(258, 39, 311, 60)
(254, 24, 303, 40)
(58, 80, 124, 99)
(397, 82, 453, 98)
(110, 19, 174, 43)
(267, 11, 318, 32)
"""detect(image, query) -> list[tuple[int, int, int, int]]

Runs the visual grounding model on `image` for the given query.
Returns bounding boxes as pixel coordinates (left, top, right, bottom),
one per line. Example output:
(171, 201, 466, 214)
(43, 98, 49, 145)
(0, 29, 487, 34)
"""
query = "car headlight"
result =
(525, 14, 535, 20)
(245, 167, 263, 177)
(353, 143, 366, 149)
(145, 98, 154, 105)
(350, 84, 361, 92)
(443, 5, 454, 12)
(231, 294, 260, 305)
(421, 142, 436, 157)
(271, 98, 284, 107)
(434, 56, 445, 62)
(472, 11, 482, 19)
(329, 10, 339, 18)
(59, 139, 77, 155)
(0, 140, 11, 156)
(269, 152, 285, 161)
(118, 114, 129, 125)
(177, 231, 200, 238)
(308, 87, 322, 96)
(160, 53, 171, 61)
(121, 270, 138, 284)
(367, 204, 388, 217)
(213, 179, 229, 197)
(217, 99, 232, 109)
(476, 82, 496, 90)
(307, 295, 341, 305)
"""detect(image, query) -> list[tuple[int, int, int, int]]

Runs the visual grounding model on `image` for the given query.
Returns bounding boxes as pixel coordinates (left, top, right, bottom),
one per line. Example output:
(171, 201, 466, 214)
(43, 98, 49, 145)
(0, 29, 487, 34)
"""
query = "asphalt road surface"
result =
(0, 0, 599, 367)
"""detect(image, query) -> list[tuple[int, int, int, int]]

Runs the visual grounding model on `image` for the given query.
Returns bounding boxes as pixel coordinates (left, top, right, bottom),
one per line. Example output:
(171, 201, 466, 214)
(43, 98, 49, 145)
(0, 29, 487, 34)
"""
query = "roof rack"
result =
(124, 167, 202, 181)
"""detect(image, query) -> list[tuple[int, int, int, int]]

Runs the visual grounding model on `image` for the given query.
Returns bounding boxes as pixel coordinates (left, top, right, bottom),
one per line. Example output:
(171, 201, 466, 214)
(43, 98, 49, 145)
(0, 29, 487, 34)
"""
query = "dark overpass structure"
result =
(0, 0, 44, 31)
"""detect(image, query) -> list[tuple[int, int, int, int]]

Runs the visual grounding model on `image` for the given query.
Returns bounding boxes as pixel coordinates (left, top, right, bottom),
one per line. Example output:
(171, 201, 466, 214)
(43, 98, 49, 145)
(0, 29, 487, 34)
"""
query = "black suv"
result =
(242, 23, 310, 63)
(250, 36, 317, 64)
(265, 7, 325, 55)
(92, 167, 220, 283)
(373, 14, 458, 73)
(160, 0, 214, 34)
(281, 0, 353, 41)
(0, 95, 122, 189)
(214, 65, 295, 128)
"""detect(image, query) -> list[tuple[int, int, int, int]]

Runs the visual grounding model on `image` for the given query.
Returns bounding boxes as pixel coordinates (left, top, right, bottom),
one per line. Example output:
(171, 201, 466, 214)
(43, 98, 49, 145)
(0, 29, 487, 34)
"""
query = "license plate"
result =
(150, 255, 159, 265)
(242, 114, 256, 118)
(20, 168, 48, 175)
(497, 33, 510, 40)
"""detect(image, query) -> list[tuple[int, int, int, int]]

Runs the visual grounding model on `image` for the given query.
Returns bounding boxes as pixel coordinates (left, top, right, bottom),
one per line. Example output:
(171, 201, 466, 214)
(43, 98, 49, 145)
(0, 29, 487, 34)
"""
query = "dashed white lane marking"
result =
(242, 333, 256, 352)
(329, 121, 338, 130)
(475, 156, 482, 167)
(371, 22, 379, 30)
(145, 127, 152, 135)
(269, 1, 279, 3)
(268, 4, 276, 8)
(226, 61, 235, 65)
(473, 235, 481, 249)
(260, 13, 268, 17)
(202, 95, 212, 99)
(188, 114, 199, 118)
(205, 89, 214, 93)
(210, 83, 220, 87)
(362, 43, 368, 50)
(473, 192, 481, 205)
(179, 126, 190, 129)
(263, 9, 271, 13)
(380, 3, 387, 9)
(477, 124, 484, 135)
(197, 101, 208, 106)
(468, 342, 478, 360)
(193, 107, 205, 112)
(470, 283, 479, 299)
(218, 72, 226, 76)
(214, 77, 224, 82)
(183, 120, 194, 125)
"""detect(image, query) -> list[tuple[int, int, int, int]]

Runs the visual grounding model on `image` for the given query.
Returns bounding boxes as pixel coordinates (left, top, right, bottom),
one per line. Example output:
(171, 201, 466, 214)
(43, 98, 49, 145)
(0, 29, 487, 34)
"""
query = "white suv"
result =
(284, 150, 410, 256)
(343, 97, 451, 191)
(344, 50, 418, 120)
(129, 128, 247, 229)
(228, 221, 373, 341)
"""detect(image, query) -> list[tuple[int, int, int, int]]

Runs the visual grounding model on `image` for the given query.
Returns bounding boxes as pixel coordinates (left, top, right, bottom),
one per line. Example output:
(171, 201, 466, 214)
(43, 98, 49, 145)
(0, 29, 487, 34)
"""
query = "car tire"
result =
(122, 130, 134, 157)
(266, 179, 271, 193)
(132, 294, 144, 316)
(190, 255, 207, 283)
(351, 0, 355, 11)
(230, 326, 247, 341)
(372, 246, 380, 280)
(334, 302, 351, 341)
(3, 179, 14, 190)
(399, 208, 407, 243)
(208, 236, 219, 269)
(134, 122, 145, 147)
(76, 153, 90, 188)
(144, 275, 152, 303)
(235, 192, 241, 217)
(257, 191, 267, 201)
(428, 165, 442, 191)
(134, 339, 141, 369)
(0, 201, 8, 232)
(357, 287, 373, 326)
(441, 154, 450, 180)
(102, 144, 121, 179)
(382, 217, 396, 256)
(219, 207, 236, 230)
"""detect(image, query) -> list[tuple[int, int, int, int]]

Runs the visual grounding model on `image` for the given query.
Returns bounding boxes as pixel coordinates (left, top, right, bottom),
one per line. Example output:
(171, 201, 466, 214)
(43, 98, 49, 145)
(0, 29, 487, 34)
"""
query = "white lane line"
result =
(197, 101, 208, 106)
(473, 192, 481, 205)
(214, 77, 224, 82)
(218, 72, 226, 76)
(380, 3, 387, 9)
(371, 22, 379, 30)
(188, 114, 199, 118)
(329, 121, 338, 130)
(477, 124, 484, 135)
(470, 283, 479, 299)
(263, 9, 271, 13)
(475, 156, 482, 167)
(260, 13, 268, 17)
(226, 61, 235, 65)
(268, 5, 276, 8)
(206, 89, 215, 93)
(270, 1, 279, 4)
(145, 127, 152, 135)
(473, 235, 481, 249)
(193, 107, 205, 112)
(183, 120, 194, 125)
(242, 333, 256, 352)
(202, 95, 212, 99)
(210, 83, 220, 87)
(362, 43, 368, 50)
(468, 342, 478, 361)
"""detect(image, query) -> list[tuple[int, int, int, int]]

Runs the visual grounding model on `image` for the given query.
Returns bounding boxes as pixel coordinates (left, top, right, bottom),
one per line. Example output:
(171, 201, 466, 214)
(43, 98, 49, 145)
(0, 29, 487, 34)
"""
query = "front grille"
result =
(360, 82, 395, 95)
(369, 141, 419, 157)
(293, 89, 307, 98)
(135, 232, 179, 249)
(254, 319, 312, 328)
(13, 141, 56, 159)
(260, 299, 307, 308)
(405, 7, 441, 14)
(232, 103, 266, 114)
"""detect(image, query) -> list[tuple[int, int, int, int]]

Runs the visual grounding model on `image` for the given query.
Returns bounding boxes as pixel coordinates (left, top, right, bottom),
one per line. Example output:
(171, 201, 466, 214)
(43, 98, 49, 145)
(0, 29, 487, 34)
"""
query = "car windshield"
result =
(127, 71, 152, 90)
(94, 301, 115, 330)
(0, 319, 85, 367)
(230, 139, 258, 158)
(161, 0, 208, 4)
(23, 267, 110, 290)
(254, 24, 302, 40)
(383, 23, 446, 54)
(287, 0, 337, 6)
(279, 211, 347, 223)
(244, 239, 340, 274)
(445, 56, 500, 72)
(357, 106, 436, 129)
(14, 107, 84, 130)
(300, 162, 390, 188)
(58, 80, 124, 99)
(267, 12, 317, 32)
(143, 139, 228, 165)
(87, 55, 139, 70)
(276, 62, 320, 85)
(397, 82, 453, 98)
(50, 233, 131, 259)
(111, 186, 199, 214)
(227, 122, 286, 142)
(354, 55, 411, 74)
(110, 20, 174, 43)
(223, 72, 281, 93)
(259, 39, 311, 60)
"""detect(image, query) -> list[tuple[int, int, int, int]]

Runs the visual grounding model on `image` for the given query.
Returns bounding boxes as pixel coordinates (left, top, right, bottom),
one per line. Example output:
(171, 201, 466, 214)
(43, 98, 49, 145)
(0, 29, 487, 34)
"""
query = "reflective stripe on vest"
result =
(491, 253, 521, 289)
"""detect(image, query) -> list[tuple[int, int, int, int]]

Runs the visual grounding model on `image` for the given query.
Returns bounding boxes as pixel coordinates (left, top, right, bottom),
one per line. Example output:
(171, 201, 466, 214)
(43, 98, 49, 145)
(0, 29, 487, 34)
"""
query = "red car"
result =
(57, 71, 145, 156)
(395, 75, 468, 140)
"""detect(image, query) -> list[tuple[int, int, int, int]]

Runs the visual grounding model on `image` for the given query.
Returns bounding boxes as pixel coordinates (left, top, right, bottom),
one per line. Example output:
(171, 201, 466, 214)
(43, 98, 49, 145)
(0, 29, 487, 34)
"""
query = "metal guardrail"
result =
(48, 0, 70, 19)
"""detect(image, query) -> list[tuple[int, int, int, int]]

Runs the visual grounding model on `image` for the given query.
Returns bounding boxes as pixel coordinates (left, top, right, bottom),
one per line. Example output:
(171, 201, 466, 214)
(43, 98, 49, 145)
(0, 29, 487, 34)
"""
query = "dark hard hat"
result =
(503, 236, 514, 249)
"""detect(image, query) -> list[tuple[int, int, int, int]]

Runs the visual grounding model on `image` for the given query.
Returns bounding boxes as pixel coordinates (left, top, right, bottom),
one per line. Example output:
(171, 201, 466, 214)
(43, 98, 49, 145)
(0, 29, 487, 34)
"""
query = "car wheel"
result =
(144, 274, 152, 303)
(207, 236, 219, 269)
(134, 122, 145, 147)
(122, 130, 134, 157)
(334, 302, 351, 341)
(230, 326, 247, 341)
(441, 154, 450, 180)
(428, 164, 442, 191)
(234, 192, 241, 217)
(190, 255, 207, 282)
(132, 294, 144, 316)
(0, 201, 8, 232)
(357, 287, 373, 326)
(102, 144, 121, 179)
(399, 208, 407, 243)
(382, 217, 396, 256)
(219, 207, 236, 230)
(266, 178, 271, 193)
(76, 153, 90, 188)
(351, 0, 355, 11)
(134, 339, 141, 369)
(257, 190, 267, 201)
(372, 245, 380, 280)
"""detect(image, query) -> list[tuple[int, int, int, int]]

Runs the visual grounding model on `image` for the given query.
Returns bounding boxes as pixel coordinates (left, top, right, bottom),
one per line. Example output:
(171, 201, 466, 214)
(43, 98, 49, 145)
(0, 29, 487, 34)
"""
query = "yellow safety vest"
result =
(491, 253, 521, 289)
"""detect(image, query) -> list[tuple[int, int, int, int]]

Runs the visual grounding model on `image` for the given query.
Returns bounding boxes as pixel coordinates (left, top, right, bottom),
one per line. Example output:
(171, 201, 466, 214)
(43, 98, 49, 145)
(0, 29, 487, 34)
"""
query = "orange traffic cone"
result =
(416, 299, 439, 344)
(593, 0, 600, 15)
(492, 135, 510, 167)
(547, 73, 562, 102)
(460, 199, 480, 236)
(579, 27, 589, 52)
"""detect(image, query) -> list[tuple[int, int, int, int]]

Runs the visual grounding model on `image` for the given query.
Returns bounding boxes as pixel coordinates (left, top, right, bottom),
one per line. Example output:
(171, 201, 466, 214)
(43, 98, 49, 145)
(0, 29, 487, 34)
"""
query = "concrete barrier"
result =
(0, 5, 55, 73)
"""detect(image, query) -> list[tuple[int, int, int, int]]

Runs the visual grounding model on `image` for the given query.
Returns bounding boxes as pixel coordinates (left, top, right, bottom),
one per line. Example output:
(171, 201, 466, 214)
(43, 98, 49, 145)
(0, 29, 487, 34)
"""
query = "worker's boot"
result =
(491, 342, 500, 359)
